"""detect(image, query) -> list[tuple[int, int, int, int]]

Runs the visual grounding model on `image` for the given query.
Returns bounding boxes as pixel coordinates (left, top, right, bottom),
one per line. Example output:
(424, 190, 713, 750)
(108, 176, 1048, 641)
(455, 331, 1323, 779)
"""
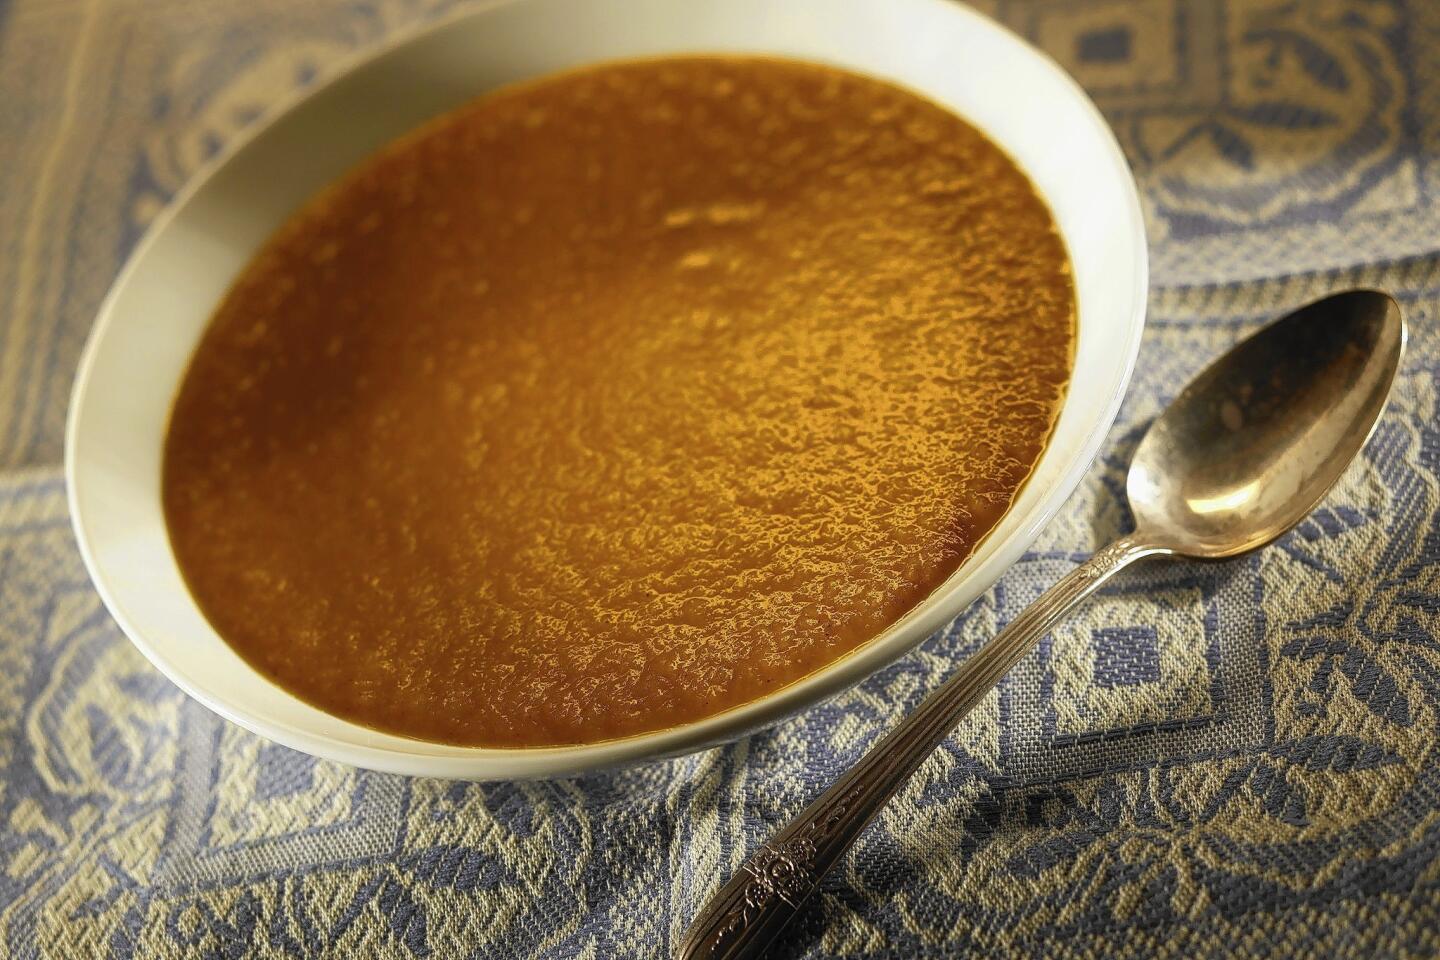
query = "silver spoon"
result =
(680, 289, 1406, 960)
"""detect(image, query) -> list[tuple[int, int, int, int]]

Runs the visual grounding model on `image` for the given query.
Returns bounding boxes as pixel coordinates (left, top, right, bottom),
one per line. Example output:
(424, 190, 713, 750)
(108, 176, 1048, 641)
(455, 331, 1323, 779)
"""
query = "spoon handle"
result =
(678, 534, 1163, 960)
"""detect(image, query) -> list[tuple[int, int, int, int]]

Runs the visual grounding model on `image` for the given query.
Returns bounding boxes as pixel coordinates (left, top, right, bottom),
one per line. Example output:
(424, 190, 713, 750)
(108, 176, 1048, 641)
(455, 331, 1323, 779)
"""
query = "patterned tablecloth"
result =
(3, 0, 1439, 956)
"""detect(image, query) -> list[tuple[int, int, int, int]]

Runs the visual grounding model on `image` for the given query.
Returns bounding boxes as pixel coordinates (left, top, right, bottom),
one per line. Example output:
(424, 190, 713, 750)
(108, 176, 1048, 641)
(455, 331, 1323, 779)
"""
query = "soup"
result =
(163, 56, 1075, 748)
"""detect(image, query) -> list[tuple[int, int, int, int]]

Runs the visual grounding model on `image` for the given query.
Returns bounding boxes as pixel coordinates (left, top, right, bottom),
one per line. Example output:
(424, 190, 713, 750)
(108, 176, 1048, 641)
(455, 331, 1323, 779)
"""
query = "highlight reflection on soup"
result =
(163, 57, 1076, 748)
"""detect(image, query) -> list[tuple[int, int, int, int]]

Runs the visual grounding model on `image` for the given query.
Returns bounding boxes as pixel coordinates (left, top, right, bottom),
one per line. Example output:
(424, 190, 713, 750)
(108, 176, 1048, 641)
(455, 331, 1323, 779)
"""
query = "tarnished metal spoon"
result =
(680, 289, 1406, 959)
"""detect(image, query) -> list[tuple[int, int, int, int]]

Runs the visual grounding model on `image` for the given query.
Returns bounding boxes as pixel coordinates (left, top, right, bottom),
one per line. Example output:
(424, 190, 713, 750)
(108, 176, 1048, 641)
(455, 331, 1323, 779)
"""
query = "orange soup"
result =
(163, 56, 1075, 747)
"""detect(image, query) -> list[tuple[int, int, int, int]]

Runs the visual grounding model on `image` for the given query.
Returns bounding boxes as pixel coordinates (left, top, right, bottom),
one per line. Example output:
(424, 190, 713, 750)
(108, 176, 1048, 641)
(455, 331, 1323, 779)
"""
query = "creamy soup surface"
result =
(163, 56, 1076, 747)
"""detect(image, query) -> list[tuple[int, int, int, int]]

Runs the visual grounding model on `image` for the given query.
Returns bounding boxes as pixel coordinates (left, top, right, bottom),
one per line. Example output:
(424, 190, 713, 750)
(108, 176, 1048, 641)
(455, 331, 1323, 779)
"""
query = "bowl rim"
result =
(65, 0, 1149, 780)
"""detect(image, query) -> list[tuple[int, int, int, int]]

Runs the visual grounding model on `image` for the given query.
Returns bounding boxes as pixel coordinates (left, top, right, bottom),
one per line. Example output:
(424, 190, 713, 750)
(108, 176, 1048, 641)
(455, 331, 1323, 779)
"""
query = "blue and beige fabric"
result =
(2, 0, 1439, 956)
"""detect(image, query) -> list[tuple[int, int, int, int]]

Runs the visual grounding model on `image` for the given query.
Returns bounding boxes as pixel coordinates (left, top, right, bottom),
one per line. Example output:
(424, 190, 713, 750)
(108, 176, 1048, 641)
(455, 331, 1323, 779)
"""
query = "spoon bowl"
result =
(1128, 289, 1406, 559)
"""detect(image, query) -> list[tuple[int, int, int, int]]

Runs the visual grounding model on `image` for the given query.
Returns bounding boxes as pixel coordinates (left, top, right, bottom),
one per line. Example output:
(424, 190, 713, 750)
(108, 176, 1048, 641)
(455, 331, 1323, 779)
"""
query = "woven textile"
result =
(3, 0, 1439, 956)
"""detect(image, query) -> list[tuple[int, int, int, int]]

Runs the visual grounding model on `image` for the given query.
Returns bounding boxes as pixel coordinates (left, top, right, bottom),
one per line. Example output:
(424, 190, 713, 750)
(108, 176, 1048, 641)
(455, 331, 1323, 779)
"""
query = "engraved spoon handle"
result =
(678, 533, 1165, 960)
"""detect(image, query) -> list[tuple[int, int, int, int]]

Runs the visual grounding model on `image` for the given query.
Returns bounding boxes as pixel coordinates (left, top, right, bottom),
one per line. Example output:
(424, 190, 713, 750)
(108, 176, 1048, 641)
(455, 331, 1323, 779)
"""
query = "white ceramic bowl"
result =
(67, 0, 1147, 779)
